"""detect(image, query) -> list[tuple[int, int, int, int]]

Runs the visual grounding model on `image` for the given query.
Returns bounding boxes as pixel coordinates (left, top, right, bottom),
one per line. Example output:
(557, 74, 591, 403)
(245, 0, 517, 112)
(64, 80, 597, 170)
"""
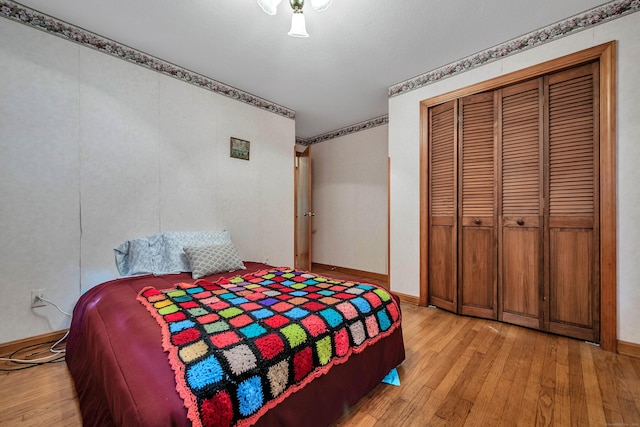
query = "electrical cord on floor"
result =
(0, 356, 66, 371)
(0, 296, 71, 371)
(0, 336, 67, 371)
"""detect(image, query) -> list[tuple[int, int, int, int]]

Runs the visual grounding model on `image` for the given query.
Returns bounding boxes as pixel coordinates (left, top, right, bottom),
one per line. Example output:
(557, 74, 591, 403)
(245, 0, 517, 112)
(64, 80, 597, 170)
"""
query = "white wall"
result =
(389, 12, 640, 345)
(312, 125, 388, 274)
(0, 18, 295, 343)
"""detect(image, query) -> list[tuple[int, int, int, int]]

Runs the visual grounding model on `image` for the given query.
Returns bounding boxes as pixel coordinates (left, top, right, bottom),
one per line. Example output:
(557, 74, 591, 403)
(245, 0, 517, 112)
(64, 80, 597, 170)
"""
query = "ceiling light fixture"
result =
(257, 0, 333, 38)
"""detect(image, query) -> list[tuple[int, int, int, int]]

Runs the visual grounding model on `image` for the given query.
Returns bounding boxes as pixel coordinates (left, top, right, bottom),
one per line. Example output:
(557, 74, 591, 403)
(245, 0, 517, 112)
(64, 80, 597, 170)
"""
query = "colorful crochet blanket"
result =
(138, 268, 401, 427)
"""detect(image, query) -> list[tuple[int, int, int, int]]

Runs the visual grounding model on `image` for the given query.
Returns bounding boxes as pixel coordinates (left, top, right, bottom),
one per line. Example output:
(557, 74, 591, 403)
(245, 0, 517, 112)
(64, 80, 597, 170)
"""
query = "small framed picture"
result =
(230, 137, 250, 160)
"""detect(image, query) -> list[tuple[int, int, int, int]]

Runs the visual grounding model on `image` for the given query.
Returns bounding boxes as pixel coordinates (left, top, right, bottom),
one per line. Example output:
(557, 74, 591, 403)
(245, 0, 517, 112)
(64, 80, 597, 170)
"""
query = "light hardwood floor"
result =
(1, 269, 639, 426)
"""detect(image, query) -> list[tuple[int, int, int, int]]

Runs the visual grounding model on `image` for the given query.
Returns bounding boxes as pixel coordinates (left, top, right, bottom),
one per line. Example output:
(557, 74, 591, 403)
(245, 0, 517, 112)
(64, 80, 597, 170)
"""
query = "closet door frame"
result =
(419, 41, 617, 352)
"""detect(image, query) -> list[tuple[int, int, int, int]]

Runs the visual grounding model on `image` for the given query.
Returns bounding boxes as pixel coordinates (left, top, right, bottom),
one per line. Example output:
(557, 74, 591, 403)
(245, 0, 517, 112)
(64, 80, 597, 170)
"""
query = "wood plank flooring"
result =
(1, 268, 639, 426)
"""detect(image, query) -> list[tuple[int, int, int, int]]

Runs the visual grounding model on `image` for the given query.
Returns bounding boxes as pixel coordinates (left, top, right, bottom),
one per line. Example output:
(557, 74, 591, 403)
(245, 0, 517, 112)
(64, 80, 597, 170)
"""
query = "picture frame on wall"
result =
(230, 137, 250, 160)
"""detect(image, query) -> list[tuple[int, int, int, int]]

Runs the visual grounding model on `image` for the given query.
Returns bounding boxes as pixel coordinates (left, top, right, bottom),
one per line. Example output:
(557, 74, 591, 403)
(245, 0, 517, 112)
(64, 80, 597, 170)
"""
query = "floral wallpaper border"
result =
(388, 0, 640, 98)
(3, 1, 638, 144)
(0, 1, 296, 120)
(296, 115, 389, 146)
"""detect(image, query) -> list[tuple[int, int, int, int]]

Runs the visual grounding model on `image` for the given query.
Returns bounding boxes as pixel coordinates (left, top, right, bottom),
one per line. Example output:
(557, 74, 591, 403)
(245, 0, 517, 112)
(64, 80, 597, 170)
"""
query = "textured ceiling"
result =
(14, 0, 608, 138)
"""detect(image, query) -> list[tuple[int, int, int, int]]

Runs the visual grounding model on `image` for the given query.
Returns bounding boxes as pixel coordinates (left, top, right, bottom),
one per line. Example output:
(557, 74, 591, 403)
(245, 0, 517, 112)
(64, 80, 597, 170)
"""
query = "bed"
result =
(66, 261, 405, 427)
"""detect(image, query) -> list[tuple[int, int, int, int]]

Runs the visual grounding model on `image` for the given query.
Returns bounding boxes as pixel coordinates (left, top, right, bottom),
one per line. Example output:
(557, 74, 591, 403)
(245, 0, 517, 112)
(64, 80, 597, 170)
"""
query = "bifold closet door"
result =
(428, 100, 457, 312)
(546, 63, 600, 342)
(458, 92, 497, 319)
(425, 61, 601, 342)
(498, 79, 544, 329)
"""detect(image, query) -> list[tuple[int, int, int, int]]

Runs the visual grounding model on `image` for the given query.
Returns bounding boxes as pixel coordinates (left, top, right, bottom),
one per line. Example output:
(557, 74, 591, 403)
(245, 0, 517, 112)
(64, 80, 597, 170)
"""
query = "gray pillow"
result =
(184, 243, 246, 279)
(161, 230, 232, 273)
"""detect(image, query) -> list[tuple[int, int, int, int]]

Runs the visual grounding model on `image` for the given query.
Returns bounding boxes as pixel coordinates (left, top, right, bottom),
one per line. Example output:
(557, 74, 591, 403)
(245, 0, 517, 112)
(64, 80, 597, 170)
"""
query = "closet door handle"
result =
(517, 219, 525, 226)
(474, 219, 481, 225)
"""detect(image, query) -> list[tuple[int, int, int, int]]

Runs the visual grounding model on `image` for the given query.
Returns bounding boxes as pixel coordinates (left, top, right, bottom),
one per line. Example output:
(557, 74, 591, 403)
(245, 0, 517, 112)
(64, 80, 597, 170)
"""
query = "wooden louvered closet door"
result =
(428, 101, 457, 312)
(545, 63, 600, 342)
(498, 79, 544, 329)
(425, 61, 600, 342)
(458, 92, 497, 319)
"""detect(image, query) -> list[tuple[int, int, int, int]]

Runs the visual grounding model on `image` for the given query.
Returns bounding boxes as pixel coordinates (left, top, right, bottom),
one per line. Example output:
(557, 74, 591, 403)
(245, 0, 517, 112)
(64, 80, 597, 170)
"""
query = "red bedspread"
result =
(66, 263, 405, 427)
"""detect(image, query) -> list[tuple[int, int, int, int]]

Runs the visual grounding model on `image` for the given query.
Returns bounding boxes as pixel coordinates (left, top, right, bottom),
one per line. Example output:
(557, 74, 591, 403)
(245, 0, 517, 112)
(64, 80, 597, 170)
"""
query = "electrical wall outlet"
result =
(31, 289, 45, 308)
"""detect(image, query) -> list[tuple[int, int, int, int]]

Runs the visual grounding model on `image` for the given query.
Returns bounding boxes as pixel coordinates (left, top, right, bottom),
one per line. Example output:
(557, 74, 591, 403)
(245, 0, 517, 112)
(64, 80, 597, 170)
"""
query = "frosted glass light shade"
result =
(257, 0, 282, 15)
(310, 0, 333, 12)
(288, 13, 309, 37)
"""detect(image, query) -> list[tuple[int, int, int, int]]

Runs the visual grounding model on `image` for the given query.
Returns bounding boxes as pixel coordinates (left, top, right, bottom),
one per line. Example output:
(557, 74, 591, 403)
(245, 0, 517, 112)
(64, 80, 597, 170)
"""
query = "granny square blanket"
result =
(138, 268, 401, 427)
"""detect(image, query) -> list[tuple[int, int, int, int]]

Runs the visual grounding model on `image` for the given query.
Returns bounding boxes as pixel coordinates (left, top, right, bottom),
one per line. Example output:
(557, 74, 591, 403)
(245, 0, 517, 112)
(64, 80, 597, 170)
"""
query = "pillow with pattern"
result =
(162, 230, 232, 273)
(183, 243, 246, 279)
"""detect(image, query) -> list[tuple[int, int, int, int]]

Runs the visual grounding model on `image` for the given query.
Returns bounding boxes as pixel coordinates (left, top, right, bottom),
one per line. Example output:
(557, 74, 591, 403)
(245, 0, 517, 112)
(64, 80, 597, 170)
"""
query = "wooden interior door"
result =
(458, 92, 497, 319)
(295, 146, 312, 271)
(428, 101, 458, 312)
(545, 63, 600, 342)
(498, 78, 544, 329)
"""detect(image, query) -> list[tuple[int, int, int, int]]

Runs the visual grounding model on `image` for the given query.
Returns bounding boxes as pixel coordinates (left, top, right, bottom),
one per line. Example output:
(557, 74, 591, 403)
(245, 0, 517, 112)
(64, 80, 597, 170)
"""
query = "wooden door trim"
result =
(294, 146, 300, 268)
(420, 105, 429, 306)
(419, 41, 617, 352)
(388, 156, 391, 289)
(599, 42, 616, 352)
(307, 147, 313, 270)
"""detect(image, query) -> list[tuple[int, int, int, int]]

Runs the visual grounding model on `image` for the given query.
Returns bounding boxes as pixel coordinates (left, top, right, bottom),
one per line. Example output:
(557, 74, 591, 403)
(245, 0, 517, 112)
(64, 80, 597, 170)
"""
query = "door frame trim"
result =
(419, 42, 617, 352)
